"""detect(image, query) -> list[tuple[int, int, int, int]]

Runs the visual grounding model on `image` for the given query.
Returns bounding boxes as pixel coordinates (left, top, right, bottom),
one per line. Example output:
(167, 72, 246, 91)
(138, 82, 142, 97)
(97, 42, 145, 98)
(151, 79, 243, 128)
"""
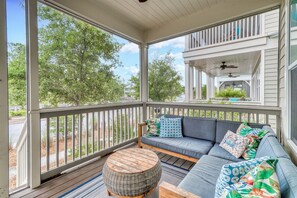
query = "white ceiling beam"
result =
(145, 0, 281, 43)
(46, 0, 145, 43)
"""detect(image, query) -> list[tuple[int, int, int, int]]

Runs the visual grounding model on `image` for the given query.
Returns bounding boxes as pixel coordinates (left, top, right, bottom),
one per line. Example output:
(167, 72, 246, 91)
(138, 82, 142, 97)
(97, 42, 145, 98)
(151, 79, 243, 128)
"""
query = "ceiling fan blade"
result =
(226, 65, 238, 68)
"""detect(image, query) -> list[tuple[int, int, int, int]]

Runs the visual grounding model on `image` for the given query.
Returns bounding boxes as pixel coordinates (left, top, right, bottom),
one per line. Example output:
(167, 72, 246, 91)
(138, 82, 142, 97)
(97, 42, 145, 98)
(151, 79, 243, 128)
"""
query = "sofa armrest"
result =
(159, 182, 200, 198)
(138, 122, 147, 147)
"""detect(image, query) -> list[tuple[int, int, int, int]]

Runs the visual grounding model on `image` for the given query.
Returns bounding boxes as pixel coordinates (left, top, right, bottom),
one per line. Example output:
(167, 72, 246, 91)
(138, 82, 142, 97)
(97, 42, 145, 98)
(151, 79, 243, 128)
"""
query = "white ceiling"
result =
(91, 0, 220, 30)
(191, 51, 261, 77)
(48, 0, 281, 43)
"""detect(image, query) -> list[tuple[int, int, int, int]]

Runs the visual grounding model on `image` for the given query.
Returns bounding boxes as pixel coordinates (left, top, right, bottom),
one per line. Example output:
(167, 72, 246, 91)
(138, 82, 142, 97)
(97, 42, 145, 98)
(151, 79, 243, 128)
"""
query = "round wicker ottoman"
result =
(103, 148, 162, 198)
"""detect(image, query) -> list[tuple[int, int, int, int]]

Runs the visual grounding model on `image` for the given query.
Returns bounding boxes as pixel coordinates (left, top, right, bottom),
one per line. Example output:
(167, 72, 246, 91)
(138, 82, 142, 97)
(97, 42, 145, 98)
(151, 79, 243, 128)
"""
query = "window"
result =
(289, 0, 297, 144)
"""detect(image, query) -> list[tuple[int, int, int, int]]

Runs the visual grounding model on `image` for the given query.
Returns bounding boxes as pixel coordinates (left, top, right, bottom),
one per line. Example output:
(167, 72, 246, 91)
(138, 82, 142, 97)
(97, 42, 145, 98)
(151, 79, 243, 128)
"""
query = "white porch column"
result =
(206, 74, 211, 100)
(189, 66, 194, 101)
(140, 43, 148, 120)
(185, 61, 190, 102)
(210, 77, 215, 98)
(26, 0, 41, 188)
(195, 69, 202, 99)
(0, 0, 9, 195)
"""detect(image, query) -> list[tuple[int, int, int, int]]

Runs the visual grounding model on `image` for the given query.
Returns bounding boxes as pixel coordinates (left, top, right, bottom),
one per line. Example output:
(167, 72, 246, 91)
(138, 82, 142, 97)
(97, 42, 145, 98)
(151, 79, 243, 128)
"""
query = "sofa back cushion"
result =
(256, 134, 290, 159)
(215, 120, 268, 143)
(182, 117, 216, 141)
(276, 158, 297, 198)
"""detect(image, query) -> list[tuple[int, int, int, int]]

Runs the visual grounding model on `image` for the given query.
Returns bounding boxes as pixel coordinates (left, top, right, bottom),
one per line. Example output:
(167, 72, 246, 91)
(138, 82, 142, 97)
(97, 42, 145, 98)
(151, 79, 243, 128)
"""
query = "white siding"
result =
(264, 9, 280, 35)
(264, 48, 278, 106)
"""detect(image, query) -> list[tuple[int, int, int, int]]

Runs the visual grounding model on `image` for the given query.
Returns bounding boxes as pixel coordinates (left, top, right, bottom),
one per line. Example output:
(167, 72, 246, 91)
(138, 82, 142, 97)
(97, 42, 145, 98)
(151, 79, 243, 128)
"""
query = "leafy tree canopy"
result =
(8, 43, 26, 108)
(38, 5, 124, 106)
(130, 54, 184, 101)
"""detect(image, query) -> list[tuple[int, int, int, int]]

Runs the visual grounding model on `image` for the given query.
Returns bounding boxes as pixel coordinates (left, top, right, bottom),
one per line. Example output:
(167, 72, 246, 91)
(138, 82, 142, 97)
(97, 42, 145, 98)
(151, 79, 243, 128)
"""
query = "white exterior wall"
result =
(264, 48, 279, 106)
(264, 9, 280, 35)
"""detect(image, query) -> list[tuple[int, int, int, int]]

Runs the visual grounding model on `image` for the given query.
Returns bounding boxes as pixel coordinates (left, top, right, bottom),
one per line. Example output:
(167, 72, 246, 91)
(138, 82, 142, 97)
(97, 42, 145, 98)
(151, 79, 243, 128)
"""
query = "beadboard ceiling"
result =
(91, 0, 220, 30)
(192, 51, 261, 77)
(47, 0, 281, 43)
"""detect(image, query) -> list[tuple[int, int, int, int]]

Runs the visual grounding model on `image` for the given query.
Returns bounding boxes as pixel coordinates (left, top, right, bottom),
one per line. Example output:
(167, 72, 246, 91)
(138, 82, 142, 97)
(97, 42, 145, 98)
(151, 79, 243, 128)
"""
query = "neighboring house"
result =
(183, 10, 279, 106)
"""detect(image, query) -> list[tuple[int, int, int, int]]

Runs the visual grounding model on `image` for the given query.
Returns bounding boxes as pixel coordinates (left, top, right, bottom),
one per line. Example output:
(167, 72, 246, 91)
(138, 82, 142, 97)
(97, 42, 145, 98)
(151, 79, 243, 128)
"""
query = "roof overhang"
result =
(44, 0, 281, 44)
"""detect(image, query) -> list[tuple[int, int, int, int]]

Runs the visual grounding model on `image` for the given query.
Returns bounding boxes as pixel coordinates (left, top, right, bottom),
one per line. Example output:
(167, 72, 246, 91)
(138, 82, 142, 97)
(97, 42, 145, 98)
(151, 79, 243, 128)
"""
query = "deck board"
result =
(11, 146, 195, 198)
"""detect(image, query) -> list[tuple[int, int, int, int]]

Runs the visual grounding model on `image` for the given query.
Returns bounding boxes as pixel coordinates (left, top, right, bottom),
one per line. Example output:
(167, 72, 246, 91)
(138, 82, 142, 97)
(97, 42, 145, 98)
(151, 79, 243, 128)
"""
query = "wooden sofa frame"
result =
(137, 122, 198, 163)
(138, 123, 200, 198)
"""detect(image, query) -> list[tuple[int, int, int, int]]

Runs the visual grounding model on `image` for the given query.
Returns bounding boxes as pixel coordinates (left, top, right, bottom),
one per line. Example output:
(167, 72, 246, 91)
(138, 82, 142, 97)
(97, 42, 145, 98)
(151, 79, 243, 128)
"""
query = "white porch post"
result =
(185, 61, 190, 102)
(26, 0, 41, 188)
(0, 0, 9, 195)
(140, 43, 148, 120)
(189, 66, 194, 101)
(206, 74, 211, 100)
(210, 77, 215, 98)
(195, 69, 202, 99)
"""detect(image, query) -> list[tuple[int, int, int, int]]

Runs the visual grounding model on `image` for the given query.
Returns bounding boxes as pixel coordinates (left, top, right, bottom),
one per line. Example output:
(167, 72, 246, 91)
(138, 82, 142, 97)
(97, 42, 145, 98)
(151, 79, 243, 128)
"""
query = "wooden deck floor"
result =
(11, 144, 195, 198)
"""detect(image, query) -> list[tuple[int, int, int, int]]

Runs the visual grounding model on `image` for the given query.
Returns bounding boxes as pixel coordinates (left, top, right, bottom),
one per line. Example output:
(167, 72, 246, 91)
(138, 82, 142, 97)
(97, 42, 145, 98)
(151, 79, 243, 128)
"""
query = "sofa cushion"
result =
(141, 136, 213, 158)
(182, 117, 216, 141)
(276, 158, 297, 198)
(215, 120, 268, 143)
(208, 143, 244, 162)
(256, 135, 290, 159)
(178, 155, 233, 198)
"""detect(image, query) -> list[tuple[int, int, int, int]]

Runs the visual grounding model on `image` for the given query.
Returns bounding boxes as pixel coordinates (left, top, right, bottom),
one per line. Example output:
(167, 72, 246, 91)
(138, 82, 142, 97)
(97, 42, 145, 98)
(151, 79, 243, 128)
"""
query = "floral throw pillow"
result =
(220, 130, 250, 158)
(238, 126, 268, 160)
(236, 122, 251, 134)
(214, 156, 271, 198)
(145, 118, 161, 136)
(221, 159, 280, 198)
(159, 117, 183, 138)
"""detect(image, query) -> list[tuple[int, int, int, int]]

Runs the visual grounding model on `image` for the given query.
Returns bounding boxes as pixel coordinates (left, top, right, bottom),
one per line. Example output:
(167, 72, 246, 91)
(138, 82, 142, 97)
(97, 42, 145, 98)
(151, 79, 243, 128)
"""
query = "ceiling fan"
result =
(215, 61, 238, 70)
(228, 73, 240, 78)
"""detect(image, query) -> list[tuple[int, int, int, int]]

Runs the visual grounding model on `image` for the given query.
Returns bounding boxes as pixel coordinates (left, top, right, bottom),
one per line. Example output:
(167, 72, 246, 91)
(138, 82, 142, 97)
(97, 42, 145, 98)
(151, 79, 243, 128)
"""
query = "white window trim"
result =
(287, 0, 297, 146)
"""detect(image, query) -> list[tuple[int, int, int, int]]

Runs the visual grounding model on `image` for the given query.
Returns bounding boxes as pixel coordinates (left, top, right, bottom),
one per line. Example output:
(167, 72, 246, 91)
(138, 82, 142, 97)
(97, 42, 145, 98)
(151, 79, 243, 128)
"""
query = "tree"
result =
(8, 43, 26, 108)
(130, 54, 183, 101)
(38, 5, 124, 106)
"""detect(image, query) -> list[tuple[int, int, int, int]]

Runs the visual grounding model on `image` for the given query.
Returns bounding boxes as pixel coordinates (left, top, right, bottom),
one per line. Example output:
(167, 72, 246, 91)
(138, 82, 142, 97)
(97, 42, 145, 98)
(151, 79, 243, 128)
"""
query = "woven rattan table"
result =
(103, 148, 162, 198)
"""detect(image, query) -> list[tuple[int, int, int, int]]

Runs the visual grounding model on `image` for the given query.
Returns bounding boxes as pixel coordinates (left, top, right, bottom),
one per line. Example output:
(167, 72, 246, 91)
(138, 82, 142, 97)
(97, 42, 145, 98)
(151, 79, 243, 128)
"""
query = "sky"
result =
(6, 0, 186, 85)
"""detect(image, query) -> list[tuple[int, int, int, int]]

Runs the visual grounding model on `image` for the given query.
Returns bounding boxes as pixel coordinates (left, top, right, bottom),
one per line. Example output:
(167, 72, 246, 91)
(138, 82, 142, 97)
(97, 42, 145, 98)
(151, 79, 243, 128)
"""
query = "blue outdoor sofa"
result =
(138, 115, 297, 198)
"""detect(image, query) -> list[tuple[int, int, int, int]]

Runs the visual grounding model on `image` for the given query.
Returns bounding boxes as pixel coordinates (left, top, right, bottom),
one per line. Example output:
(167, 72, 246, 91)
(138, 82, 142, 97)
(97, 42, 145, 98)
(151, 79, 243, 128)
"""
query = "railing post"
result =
(26, 0, 41, 188)
(0, 0, 9, 195)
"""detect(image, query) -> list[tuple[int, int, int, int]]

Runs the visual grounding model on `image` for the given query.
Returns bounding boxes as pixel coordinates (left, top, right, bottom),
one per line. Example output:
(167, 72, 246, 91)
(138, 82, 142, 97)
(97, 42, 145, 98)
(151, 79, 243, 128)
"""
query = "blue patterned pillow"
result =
(160, 117, 183, 138)
(214, 156, 271, 198)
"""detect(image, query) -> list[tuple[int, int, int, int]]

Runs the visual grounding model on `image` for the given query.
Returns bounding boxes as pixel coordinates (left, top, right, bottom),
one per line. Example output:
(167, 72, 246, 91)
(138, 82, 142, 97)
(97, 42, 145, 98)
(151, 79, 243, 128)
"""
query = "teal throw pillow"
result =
(159, 117, 183, 138)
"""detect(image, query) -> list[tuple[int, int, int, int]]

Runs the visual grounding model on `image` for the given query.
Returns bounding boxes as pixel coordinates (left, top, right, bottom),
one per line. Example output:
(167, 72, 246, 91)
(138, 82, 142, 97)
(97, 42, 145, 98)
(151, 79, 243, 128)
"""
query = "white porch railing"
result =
(15, 120, 27, 187)
(187, 14, 262, 50)
(146, 102, 281, 137)
(39, 102, 143, 181)
(16, 102, 282, 183)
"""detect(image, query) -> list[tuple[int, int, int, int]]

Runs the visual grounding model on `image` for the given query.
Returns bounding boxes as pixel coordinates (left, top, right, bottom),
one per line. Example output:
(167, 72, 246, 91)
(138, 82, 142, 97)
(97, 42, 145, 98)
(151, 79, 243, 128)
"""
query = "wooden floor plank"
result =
(160, 154, 171, 162)
(181, 161, 194, 170)
(167, 156, 179, 165)
(11, 148, 196, 198)
(174, 158, 186, 167)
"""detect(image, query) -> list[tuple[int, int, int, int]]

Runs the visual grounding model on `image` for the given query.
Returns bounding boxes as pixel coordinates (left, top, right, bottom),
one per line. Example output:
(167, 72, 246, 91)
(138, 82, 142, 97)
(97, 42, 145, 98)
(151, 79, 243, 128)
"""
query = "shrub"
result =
(215, 88, 246, 98)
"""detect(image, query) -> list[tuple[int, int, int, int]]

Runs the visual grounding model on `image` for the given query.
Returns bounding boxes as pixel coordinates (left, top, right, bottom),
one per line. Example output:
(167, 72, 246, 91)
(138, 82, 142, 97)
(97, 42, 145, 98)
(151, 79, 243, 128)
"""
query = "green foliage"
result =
(215, 88, 246, 98)
(8, 43, 26, 108)
(9, 109, 26, 117)
(202, 85, 207, 99)
(130, 53, 183, 101)
(38, 5, 124, 106)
